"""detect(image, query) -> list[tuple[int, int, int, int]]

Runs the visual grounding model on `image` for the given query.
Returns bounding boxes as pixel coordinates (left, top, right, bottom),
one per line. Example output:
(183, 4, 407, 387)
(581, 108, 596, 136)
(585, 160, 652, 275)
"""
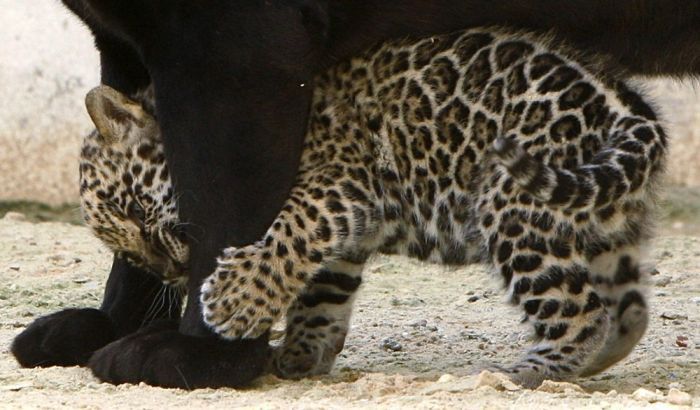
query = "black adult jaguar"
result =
(12, 0, 700, 389)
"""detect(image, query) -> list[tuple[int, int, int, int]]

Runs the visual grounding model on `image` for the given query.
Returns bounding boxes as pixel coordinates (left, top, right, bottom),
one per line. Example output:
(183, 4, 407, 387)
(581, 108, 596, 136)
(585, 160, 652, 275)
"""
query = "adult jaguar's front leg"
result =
(12, 255, 181, 368)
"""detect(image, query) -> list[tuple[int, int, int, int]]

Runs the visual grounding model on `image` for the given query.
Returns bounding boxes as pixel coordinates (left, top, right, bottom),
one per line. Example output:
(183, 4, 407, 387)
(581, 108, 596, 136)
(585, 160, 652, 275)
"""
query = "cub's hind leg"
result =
(480, 196, 609, 387)
(580, 243, 649, 376)
(273, 258, 364, 379)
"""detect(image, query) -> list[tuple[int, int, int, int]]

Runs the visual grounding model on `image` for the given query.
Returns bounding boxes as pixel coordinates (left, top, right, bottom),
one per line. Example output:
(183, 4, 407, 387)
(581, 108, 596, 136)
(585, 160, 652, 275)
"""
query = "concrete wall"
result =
(1, 2, 699, 205)
(1, 1, 99, 204)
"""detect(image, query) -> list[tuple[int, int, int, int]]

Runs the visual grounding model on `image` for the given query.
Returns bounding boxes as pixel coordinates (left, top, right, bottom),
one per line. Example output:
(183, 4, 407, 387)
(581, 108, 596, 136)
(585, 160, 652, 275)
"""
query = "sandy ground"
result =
(0, 213, 698, 409)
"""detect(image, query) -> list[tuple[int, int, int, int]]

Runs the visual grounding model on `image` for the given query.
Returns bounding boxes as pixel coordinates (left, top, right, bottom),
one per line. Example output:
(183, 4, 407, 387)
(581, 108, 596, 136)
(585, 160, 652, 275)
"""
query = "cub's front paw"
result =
(201, 247, 296, 339)
(89, 322, 270, 389)
(12, 308, 116, 368)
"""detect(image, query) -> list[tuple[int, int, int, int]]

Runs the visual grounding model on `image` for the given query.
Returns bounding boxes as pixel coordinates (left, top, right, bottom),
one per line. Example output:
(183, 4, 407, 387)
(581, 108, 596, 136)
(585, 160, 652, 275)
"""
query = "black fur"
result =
(327, 1, 700, 77)
(89, 322, 270, 390)
(12, 256, 180, 367)
(17, 0, 700, 389)
(11, 308, 115, 367)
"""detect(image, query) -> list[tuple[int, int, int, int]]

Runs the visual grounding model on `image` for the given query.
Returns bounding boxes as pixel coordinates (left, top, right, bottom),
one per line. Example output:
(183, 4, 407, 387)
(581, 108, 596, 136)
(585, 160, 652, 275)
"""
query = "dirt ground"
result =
(0, 212, 698, 409)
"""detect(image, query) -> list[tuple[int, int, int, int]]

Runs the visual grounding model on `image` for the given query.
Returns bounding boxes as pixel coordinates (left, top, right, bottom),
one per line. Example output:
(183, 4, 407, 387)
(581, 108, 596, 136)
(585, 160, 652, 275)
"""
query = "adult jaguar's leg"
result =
(12, 255, 181, 367)
(273, 259, 365, 379)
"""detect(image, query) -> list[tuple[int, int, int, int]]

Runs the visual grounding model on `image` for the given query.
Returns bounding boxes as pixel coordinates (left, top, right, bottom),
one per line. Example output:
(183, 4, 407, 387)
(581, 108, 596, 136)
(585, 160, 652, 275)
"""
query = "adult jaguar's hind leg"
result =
(479, 193, 609, 387)
(273, 259, 364, 378)
(580, 244, 649, 376)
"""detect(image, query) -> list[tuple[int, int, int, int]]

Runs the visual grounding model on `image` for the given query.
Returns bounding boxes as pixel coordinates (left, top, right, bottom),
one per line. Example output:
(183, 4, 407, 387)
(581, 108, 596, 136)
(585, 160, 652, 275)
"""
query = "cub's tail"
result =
(493, 117, 666, 213)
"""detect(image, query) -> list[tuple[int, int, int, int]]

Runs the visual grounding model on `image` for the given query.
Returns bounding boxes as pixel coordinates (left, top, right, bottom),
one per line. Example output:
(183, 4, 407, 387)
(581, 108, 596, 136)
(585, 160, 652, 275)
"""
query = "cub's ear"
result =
(85, 85, 148, 144)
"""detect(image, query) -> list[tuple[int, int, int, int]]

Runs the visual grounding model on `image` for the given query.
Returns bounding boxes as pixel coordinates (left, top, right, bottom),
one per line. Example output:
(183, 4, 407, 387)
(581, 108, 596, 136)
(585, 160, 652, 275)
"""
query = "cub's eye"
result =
(128, 202, 146, 221)
(172, 225, 188, 242)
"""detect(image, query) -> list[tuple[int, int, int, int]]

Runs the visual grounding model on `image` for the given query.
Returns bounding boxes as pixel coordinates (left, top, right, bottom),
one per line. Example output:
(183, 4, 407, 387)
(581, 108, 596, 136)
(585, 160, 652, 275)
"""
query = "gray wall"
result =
(1, 2, 699, 205)
(1, 1, 99, 204)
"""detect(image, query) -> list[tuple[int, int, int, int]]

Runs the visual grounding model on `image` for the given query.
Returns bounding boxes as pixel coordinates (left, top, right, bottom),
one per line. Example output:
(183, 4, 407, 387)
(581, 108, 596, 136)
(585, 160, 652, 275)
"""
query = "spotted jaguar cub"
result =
(79, 86, 188, 286)
(81, 27, 666, 387)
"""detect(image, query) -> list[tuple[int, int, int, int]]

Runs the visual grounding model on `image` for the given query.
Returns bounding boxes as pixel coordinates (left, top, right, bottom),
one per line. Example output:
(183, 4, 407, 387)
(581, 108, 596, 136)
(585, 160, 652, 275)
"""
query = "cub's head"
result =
(80, 85, 188, 285)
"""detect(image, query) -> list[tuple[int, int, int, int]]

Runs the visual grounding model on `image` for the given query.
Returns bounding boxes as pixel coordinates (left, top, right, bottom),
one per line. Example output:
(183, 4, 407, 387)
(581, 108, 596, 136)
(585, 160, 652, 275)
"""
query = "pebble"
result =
(691, 297, 700, 305)
(9, 264, 20, 271)
(410, 319, 427, 328)
(536, 380, 585, 394)
(632, 388, 662, 403)
(667, 388, 693, 406)
(0, 382, 33, 391)
(676, 335, 689, 348)
(437, 374, 455, 383)
(2, 212, 26, 221)
(661, 312, 688, 321)
(381, 338, 402, 352)
(474, 371, 520, 391)
(467, 295, 479, 302)
(654, 276, 672, 287)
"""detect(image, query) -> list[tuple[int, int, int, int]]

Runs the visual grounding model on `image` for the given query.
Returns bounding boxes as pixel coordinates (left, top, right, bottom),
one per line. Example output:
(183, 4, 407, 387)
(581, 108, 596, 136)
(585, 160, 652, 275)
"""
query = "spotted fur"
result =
(81, 27, 666, 387)
(80, 86, 188, 286)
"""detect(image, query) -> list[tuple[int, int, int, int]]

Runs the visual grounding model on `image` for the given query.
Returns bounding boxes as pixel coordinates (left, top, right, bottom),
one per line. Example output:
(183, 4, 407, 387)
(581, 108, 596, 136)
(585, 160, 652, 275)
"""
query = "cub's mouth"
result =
(123, 251, 189, 287)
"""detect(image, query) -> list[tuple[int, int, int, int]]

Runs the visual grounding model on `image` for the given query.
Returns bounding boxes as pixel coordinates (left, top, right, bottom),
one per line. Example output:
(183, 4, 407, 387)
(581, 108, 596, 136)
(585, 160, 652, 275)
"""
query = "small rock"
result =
(0, 382, 33, 391)
(691, 297, 700, 305)
(474, 371, 520, 392)
(410, 319, 427, 328)
(467, 295, 480, 302)
(536, 380, 585, 394)
(9, 265, 20, 271)
(676, 335, 689, 348)
(666, 388, 693, 406)
(2, 212, 26, 221)
(661, 312, 688, 321)
(427, 325, 438, 332)
(606, 390, 618, 397)
(437, 374, 455, 383)
(632, 388, 662, 403)
(381, 338, 402, 352)
(654, 276, 672, 287)
(72, 277, 90, 284)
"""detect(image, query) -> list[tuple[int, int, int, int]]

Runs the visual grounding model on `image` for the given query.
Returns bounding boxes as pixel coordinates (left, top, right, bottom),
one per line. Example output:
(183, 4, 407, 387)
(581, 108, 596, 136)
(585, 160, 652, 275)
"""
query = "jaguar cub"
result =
(81, 28, 666, 387)
(80, 86, 188, 286)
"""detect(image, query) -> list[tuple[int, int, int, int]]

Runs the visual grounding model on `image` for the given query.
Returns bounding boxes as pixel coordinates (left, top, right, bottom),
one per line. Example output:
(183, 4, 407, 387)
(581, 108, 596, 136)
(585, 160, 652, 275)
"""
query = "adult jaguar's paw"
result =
(12, 308, 116, 368)
(89, 322, 270, 389)
(201, 246, 298, 340)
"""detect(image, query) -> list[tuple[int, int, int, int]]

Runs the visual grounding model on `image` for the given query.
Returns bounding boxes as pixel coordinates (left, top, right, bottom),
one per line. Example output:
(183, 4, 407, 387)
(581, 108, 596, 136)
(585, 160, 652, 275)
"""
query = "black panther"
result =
(12, 0, 700, 389)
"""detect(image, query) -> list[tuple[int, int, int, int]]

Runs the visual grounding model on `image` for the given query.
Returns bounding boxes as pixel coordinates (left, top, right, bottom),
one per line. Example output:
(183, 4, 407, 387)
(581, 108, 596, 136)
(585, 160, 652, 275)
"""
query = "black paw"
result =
(12, 308, 116, 368)
(89, 324, 270, 389)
